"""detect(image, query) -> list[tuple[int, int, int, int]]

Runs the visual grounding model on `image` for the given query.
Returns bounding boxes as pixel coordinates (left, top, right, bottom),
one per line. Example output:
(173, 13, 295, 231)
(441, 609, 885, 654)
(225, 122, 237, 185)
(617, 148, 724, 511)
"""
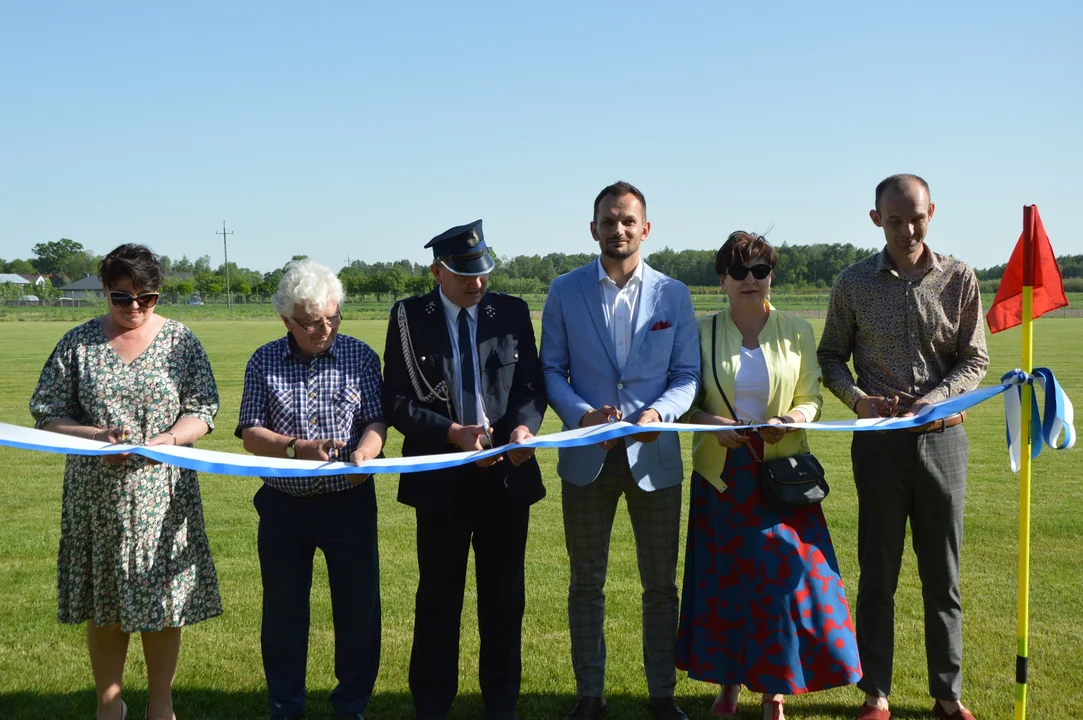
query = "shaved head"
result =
(875, 174, 930, 212)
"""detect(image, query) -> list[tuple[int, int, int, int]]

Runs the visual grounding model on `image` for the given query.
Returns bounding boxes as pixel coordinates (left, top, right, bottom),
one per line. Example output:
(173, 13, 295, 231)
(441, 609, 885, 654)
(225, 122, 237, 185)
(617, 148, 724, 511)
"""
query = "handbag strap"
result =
(712, 314, 762, 464)
(711, 314, 740, 421)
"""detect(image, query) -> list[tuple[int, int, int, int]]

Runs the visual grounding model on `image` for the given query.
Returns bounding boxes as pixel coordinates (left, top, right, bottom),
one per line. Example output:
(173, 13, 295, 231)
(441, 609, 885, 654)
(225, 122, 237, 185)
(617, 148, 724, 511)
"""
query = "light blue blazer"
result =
(540, 260, 700, 490)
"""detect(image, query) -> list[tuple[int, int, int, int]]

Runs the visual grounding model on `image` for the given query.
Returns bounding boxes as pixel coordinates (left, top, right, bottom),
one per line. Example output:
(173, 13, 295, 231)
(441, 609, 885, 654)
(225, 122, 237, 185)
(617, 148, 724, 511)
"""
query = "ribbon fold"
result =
(1002, 367, 1076, 472)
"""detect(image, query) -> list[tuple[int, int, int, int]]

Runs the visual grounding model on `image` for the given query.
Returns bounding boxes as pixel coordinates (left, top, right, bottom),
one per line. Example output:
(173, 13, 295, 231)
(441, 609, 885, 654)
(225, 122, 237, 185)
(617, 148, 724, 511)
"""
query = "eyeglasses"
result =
(292, 312, 342, 333)
(727, 264, 772, 281)
(109, 291, 160, 308)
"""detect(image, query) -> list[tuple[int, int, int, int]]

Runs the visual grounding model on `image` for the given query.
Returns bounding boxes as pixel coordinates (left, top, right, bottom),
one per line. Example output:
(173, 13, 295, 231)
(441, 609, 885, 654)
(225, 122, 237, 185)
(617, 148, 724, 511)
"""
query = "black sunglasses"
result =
(110, 291, 160, 308)
(727, 264, 772, 281)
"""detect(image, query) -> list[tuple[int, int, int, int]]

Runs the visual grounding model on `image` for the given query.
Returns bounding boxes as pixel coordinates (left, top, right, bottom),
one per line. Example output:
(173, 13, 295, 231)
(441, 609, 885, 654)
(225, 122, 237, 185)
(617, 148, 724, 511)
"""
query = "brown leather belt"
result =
(908, 410, 966, 434)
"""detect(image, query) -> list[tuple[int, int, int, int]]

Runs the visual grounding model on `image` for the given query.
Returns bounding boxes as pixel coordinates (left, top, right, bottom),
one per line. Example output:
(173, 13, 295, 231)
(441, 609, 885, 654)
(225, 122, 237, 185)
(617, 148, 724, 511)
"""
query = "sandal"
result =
(711, 684, 741, 716)
(763, 695, 785, 720)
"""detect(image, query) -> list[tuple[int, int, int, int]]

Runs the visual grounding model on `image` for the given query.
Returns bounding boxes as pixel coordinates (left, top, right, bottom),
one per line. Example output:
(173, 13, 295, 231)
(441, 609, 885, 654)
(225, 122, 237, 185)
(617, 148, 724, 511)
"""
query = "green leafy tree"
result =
(385, 267, 407, 297)
(406, 273, 433, 295)
(31, 239, 84, 275)
(5, 258, 38, 274)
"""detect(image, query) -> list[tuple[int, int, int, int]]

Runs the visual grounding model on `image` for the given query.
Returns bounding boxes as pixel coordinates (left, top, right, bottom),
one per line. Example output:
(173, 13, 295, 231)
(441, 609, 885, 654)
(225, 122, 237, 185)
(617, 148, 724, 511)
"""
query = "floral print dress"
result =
(30, 318, 223, 633)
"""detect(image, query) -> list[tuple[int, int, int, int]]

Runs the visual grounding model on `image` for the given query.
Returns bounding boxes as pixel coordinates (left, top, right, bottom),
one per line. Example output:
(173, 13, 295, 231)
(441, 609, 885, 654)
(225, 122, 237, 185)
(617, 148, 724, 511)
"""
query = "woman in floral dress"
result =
(30, 244, 221, 720)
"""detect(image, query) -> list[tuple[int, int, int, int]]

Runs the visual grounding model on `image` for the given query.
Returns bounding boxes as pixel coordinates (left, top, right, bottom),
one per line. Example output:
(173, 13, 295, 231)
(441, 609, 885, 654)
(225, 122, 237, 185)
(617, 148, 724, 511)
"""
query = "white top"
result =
(439, 288, 489, 428)
(734, 345, 770, 424)
(597, 258, 643, 370)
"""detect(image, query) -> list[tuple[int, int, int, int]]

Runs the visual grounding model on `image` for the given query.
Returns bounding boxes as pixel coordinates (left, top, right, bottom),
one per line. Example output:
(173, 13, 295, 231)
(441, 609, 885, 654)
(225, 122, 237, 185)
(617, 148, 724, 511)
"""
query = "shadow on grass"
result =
(0, 689, 943, 720)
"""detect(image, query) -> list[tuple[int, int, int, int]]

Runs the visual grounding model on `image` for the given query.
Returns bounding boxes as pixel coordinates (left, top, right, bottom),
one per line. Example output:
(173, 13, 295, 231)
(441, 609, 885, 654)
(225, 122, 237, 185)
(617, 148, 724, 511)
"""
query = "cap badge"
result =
(466, 230, 480, 248)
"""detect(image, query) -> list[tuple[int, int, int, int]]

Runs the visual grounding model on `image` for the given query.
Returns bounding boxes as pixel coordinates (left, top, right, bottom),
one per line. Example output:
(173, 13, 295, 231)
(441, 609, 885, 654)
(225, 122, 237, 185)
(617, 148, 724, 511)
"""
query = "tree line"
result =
(4, 240, 1083, 301)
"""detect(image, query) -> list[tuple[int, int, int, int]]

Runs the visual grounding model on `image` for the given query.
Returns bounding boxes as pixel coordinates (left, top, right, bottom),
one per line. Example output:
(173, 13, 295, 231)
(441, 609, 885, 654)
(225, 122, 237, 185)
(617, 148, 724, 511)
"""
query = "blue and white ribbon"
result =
(1002, 367, 1076, 472)
(0, 369, 1073, 477)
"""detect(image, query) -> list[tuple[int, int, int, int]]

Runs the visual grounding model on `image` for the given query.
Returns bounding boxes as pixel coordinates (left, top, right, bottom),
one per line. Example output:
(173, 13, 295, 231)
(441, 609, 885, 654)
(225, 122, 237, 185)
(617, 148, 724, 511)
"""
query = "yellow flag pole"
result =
(1014, 206, 1036, 720)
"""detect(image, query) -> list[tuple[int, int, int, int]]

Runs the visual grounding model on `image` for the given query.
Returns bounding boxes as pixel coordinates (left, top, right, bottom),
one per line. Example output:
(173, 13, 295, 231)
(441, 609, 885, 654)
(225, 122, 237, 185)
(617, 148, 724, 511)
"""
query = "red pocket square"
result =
(651, 320, 671, 331)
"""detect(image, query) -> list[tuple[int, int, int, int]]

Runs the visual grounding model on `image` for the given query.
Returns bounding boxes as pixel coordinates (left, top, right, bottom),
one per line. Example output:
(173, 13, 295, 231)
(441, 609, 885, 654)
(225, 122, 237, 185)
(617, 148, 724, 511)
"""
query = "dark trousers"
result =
(255, 482, 381, 719)
(851, 425, 969, 701)
(409, 479, 530, 719)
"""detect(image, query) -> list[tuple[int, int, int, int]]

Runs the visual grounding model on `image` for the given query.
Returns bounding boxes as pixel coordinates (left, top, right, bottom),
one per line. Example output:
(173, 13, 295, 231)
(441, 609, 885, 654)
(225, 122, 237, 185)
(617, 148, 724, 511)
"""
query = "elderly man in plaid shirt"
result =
(237, 259, 387, 720)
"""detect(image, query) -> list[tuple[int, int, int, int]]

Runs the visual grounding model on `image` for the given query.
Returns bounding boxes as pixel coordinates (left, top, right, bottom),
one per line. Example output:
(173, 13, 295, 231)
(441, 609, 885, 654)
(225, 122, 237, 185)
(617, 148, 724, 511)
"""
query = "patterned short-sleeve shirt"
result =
(817, 246, 990, 412)
(236, 333, 384, 496)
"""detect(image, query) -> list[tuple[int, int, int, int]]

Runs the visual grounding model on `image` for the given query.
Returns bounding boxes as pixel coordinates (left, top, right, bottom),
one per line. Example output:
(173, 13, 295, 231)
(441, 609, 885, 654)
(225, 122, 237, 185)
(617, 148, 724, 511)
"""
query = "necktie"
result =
(458, 308, 477, 426)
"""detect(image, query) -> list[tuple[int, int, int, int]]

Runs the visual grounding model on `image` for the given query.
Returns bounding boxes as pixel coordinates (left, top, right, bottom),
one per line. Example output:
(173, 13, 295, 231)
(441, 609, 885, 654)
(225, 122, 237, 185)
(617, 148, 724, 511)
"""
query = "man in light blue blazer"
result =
(540, 181, 700, 720)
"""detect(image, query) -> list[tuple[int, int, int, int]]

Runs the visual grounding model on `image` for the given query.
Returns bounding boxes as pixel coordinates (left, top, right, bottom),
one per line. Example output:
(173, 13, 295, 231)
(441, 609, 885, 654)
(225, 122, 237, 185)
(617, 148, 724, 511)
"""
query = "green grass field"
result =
(5, 293, 1083, 323)
(1, 318, 1080, 719)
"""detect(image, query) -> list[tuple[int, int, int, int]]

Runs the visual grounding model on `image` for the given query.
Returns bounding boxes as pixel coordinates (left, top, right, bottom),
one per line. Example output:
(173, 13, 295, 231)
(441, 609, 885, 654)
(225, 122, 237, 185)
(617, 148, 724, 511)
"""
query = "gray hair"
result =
(272, 259, 345, 317)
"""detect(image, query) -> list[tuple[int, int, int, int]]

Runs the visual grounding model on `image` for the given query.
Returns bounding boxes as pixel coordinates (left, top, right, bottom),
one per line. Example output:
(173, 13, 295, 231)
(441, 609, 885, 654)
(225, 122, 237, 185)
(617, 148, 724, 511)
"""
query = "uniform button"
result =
(309, 418, 317, 425)
(309, 392, 316, 399)
(617, 382, 624, 390)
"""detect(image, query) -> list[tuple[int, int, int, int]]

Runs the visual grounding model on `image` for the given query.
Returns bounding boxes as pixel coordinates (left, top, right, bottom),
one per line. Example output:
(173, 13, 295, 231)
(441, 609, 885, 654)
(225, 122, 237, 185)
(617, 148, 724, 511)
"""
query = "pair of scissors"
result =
(879, 396, 901, 419)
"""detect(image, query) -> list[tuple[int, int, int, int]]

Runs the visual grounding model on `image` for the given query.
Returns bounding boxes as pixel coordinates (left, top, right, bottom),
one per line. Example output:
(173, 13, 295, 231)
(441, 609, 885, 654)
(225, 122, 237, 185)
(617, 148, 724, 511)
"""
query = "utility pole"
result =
(216, 221, 234, 320)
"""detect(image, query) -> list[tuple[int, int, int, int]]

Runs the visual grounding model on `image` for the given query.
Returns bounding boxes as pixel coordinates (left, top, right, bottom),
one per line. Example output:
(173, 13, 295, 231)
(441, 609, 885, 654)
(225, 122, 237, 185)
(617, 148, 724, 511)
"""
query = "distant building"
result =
(19, 273, 46, 286)
(0, 273, 30, 286)
(61, 274, 104, 300)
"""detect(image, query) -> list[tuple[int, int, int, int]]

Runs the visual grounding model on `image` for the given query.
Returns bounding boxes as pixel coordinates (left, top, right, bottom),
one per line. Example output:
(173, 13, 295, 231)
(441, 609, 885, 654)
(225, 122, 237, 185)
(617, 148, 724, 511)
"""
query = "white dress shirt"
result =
(597, 258, 643, 370)
(439, 288, 489, 428)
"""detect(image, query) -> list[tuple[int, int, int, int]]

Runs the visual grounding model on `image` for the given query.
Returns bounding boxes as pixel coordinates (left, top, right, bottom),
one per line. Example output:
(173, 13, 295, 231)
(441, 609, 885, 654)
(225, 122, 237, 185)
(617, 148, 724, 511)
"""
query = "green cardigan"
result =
(685, 305, 823, 492)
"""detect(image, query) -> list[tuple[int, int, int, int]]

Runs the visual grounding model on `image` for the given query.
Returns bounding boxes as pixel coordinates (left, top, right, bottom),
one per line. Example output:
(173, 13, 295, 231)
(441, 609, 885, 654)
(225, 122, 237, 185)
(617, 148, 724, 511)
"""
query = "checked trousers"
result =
(561, 443, 683, 698)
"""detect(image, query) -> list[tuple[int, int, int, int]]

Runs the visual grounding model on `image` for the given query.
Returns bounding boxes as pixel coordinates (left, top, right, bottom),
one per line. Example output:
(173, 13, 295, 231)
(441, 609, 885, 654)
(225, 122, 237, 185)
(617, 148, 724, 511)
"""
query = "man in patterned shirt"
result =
(818, 174, 989, 720)
(237, 259, 387, 720)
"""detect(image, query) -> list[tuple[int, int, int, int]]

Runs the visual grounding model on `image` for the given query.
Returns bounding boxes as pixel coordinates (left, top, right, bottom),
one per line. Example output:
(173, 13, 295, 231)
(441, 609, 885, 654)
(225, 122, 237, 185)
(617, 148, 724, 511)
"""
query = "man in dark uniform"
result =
(383, 219, 547, 720)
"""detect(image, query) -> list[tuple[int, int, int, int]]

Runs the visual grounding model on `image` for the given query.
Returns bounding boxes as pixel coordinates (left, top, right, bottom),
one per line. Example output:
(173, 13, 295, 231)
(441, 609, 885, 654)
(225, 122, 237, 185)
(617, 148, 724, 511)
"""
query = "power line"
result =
(215, 220, 232, 318)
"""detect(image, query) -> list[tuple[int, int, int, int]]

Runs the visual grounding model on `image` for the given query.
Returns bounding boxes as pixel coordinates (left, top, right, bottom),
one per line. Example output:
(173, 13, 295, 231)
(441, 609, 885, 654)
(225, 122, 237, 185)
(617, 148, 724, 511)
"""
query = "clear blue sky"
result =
(1, 1, 1080, 273)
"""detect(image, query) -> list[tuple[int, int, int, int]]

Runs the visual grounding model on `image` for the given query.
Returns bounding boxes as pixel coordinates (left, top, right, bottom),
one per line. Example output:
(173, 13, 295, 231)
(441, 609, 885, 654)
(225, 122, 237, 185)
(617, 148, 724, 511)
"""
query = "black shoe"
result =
(648, 696, 689, 720)
(565, 697, 608, 720)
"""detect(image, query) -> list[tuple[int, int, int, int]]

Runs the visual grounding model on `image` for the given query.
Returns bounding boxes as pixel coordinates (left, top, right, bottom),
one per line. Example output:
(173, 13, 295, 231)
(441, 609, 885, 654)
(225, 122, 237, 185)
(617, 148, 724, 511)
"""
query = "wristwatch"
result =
(285, 438, 298, 459)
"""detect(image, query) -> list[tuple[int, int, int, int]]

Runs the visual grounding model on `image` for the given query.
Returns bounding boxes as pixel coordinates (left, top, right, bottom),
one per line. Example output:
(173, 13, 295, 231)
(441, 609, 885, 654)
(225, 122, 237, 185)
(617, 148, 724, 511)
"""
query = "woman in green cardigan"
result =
(674, 232, 861, 720)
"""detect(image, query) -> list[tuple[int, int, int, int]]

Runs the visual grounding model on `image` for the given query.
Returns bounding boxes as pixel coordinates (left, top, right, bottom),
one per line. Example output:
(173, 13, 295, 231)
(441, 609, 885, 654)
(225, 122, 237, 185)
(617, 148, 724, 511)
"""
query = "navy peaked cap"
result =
(424, 219, 495, 276)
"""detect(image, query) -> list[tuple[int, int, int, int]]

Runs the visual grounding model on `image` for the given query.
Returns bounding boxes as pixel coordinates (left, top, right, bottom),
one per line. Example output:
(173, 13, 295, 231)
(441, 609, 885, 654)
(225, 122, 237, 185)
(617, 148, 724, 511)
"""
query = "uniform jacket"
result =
(383, 288, 546, 509)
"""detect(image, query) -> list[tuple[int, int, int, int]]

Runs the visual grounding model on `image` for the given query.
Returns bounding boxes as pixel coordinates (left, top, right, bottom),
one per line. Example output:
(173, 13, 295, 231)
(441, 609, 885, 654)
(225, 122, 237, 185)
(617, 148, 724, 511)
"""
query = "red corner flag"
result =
(986, 205, 1068, 334)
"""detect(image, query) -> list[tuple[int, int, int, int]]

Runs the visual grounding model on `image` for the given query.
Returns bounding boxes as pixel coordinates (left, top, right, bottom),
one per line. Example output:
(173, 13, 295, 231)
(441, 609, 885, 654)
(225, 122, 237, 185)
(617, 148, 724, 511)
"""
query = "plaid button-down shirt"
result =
(236, 333, 384, 496)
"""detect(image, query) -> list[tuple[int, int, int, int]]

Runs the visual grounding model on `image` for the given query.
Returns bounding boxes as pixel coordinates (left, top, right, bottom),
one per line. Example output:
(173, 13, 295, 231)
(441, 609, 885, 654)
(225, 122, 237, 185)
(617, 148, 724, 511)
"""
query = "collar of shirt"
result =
(596, 256, 644, 289)
(875, 245, 945, 278)
(283, 332, 340, 361)
(439, 287, 479, 323)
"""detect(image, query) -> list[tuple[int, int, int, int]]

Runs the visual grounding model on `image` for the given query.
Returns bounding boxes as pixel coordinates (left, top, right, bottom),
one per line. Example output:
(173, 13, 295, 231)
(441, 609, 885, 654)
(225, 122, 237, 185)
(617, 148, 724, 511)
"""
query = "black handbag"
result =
(709, 315, 830, 510)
